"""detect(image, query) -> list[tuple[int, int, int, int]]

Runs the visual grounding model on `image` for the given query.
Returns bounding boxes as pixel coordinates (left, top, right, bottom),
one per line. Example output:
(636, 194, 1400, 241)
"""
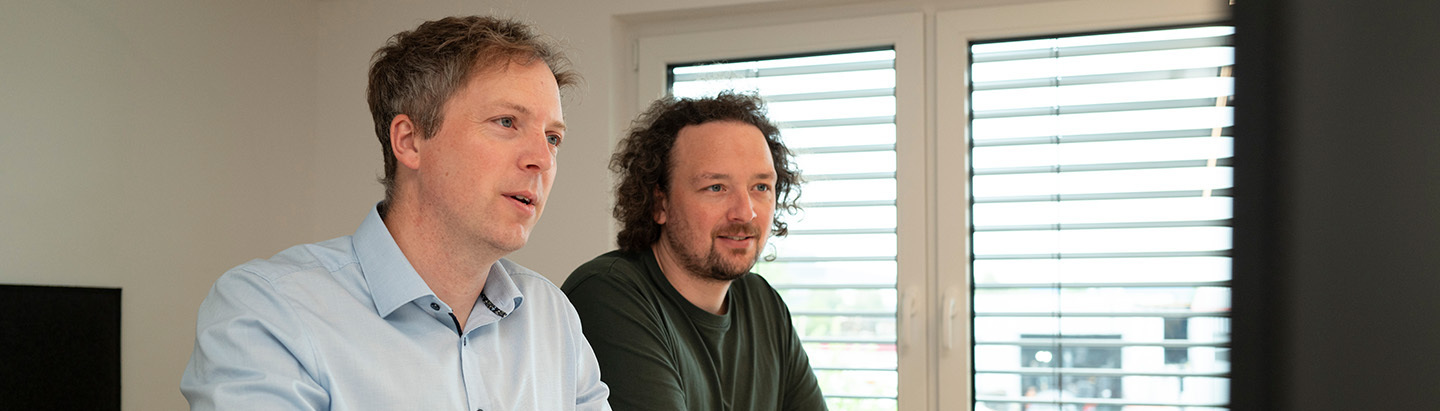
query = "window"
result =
(638, 13, 924, 411)
(967, 25, 1233, 411)
(670, 48, 901, 410)
(632, 1, 1229, 410)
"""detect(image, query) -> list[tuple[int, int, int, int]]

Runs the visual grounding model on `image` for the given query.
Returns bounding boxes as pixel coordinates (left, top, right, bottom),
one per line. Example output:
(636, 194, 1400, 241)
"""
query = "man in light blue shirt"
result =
(181, 16, 609, 410)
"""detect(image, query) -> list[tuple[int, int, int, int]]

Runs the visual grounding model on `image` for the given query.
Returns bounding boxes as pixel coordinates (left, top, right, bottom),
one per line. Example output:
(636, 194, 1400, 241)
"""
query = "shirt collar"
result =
(352, 204, 433, 318)
(481, 259, 525, 316)
(352, 203, 527, 319)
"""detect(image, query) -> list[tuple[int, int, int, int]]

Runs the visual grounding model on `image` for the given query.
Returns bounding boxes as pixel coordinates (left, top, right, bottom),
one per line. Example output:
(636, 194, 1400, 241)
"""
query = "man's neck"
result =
(651, 243, 732, 315)
(382, 199, 500, 328)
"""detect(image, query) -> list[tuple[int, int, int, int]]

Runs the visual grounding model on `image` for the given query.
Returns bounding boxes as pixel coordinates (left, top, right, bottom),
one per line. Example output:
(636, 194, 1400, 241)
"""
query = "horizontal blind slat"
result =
(789, 228, 895, 235)
(974, 127, 1232, 147)
(972, 36, 1232, 63)
(773, 283, 896, 290)
(778, 115, 894, 128)
(974, 250, 1229, 260)
(804, 172, 895, 181)
(976, 395, 1228, 408)
(973, 67, 1231, 91)
(973, 97, 1225, 119)
(974, 188, 1232, 204)
(976, 367, 1230, 378)
(974, 311, 1230, 318)
(792, 144, 895, 155)
(793, 311, 895, 317)
(798, 200, 896, 208)
(762, 87, 894, 102)
(820, 394, 898, 400)
(975, 219, 1231, 232)
(976, 338, 1229, 348)
(671, 58, 892, 81)
(769, 255, 895, 263)
(975, 280, 1231, 289)
(800, 336, 897, 344)
(973, 158, 1233, 176)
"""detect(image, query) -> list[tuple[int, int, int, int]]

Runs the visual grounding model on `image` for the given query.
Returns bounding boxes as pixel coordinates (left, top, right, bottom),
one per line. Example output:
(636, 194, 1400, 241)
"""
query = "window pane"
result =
(970, 25, 1233, 411)
(673, 49, 899, 409)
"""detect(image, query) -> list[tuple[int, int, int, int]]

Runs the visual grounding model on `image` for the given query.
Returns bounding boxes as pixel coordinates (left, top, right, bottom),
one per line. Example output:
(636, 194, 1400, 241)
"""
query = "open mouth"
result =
(508, 194, 534, 205)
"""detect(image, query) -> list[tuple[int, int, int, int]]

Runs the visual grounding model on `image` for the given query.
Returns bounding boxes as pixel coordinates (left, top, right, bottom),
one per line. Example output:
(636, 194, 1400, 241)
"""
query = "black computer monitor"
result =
(0, 284, 121, 410)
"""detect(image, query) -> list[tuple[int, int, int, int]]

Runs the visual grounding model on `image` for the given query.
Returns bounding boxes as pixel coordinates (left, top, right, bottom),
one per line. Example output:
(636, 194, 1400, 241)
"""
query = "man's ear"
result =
(652, 188, 668, 225)
(390, 114, 422, 171)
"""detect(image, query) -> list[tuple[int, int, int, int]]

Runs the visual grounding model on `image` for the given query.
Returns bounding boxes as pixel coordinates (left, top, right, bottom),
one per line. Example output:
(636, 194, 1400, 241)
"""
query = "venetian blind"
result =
(670, 48, 900, 410)
(968, 25, 1235, 411)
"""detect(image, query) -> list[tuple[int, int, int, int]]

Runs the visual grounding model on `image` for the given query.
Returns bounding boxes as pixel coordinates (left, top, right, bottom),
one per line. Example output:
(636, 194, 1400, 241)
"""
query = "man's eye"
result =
(498, 117, 515, 128)
(546, 134, 562, 146)
(755, 184, 771, 192)
(706, 184, 723, 192)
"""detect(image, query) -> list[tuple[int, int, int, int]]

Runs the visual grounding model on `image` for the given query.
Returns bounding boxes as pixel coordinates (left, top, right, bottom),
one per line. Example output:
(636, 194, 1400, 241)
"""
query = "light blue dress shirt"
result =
(181, 206, 610, 410)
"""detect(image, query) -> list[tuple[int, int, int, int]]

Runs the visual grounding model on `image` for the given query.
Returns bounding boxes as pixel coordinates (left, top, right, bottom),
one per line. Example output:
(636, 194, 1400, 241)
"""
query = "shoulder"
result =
(193, 237, 356, 359)
(210, 236, 355, 301)
(196, 236, 365, 344)
(561, 249, 649, 294)
(224, 236, 355, 285)
(735, 272, 783, 299)
(733, 273, 796, 319)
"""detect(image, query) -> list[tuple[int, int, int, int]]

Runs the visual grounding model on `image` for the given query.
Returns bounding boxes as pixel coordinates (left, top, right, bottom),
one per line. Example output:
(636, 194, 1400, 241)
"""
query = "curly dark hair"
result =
(367, 15, 579, 203)
(611, 92, 802, 252)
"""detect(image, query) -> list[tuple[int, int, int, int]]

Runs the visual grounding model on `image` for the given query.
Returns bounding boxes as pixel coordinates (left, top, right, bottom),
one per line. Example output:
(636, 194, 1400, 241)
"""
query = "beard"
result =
(665, 221, 765, 282)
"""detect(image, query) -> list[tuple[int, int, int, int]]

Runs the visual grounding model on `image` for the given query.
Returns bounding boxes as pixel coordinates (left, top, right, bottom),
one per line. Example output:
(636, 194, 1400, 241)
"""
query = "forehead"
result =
(444, 60, 564, 122)
(460, 60, 560, 100)
(669, 120, 775, 177)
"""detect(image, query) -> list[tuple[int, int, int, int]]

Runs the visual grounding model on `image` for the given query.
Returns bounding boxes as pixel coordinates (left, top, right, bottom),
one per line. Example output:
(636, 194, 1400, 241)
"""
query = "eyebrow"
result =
(692, 173, 730, 183)
(691, 172, 775, 184)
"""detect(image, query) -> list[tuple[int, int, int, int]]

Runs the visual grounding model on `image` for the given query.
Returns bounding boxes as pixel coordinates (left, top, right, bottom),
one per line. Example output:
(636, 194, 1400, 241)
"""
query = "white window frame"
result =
(936, 0, 1230, 410)
(636, 13, 929, 410)
(631, 0, 1230, 409)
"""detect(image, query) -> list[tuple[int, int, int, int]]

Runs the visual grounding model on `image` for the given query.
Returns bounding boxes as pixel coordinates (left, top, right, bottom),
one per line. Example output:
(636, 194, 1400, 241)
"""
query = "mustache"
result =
(713, 222, 762, 237)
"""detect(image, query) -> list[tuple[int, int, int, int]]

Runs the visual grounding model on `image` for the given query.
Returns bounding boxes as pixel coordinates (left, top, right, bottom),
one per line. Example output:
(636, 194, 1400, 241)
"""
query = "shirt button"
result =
(430, 302, 440, 311)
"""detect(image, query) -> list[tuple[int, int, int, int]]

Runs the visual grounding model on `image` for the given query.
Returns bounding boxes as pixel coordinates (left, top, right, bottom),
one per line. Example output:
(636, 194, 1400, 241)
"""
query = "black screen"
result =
(0, 284, 121, 410)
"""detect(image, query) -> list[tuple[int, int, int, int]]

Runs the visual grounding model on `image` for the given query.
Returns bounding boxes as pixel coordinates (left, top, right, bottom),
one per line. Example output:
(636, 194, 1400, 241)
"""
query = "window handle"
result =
(900, 287, 919, 354)
(943, 287, 959, 351)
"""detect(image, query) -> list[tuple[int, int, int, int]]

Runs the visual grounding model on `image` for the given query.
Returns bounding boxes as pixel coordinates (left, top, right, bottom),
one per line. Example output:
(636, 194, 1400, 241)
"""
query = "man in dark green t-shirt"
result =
(562, 92, 826, 410)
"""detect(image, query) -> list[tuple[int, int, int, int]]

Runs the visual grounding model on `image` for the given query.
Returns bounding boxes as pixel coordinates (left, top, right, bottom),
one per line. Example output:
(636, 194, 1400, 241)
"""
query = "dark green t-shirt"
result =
(562, 249, 827, 411)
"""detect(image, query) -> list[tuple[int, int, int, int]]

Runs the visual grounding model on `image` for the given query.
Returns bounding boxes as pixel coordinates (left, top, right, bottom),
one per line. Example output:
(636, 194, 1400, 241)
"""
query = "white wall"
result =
(0, 0, 1019, 409)
(310, 0, 781, 283)
(1, 1, 317, 409)
(2, 0, 781, 408)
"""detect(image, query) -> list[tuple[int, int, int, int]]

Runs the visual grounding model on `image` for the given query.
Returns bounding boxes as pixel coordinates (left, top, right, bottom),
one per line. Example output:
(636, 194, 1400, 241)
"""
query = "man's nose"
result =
(727, 190, 758, 222)
(519, 131, 554, 172)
